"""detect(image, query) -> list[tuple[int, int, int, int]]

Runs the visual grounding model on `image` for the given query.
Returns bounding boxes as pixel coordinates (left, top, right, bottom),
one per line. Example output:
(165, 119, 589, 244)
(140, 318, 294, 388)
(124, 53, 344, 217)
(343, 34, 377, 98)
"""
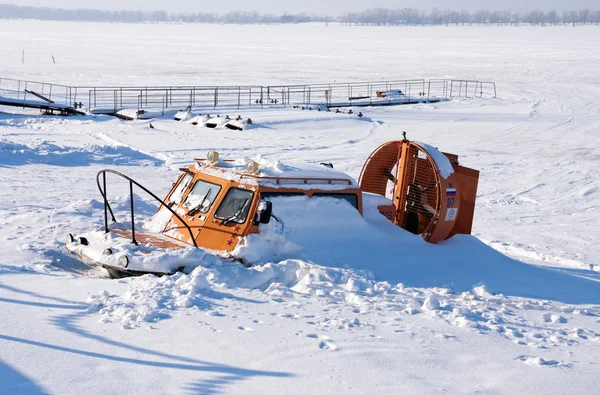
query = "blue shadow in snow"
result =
(0, 297, 87, 310)
(0, 360, 49, 395)
(0, 283, 293, 394)
(0, 264, 49, 277)
(0, 140, 162, 167)
(0, 334, 290, 378)
(0, 335, 291, 379)
(0, 283, 87, 307)
(184, 374, 247, 395)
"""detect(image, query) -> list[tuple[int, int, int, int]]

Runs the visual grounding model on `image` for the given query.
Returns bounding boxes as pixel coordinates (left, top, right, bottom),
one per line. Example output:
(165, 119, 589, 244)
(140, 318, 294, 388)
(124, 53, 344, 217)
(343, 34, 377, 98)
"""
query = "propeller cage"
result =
(359, 140, 476, 243)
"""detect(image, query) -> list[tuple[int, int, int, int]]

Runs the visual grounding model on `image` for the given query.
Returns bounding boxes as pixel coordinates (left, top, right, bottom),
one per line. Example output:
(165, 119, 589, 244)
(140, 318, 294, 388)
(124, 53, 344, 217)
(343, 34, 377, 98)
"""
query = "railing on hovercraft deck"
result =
(96, 169, 198, 248)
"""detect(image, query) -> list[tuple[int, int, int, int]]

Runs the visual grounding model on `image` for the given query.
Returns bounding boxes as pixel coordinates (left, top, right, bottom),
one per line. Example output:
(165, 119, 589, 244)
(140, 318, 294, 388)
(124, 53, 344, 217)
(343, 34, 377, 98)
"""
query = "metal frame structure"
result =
(97, 169, 198, 248)
(0, 77, 497, 115)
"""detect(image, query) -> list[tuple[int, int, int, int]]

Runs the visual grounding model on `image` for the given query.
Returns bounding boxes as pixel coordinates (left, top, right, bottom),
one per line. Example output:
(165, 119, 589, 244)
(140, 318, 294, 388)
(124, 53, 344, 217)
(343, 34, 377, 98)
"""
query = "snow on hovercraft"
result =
(65, 135, 479, 277)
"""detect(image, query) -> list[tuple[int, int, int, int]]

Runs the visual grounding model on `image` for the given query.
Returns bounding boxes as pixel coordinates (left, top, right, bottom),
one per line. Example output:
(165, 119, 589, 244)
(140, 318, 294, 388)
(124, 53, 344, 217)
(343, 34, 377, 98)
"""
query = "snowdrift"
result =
(75, 191, 600, 306)
(232, 194, 600, 305)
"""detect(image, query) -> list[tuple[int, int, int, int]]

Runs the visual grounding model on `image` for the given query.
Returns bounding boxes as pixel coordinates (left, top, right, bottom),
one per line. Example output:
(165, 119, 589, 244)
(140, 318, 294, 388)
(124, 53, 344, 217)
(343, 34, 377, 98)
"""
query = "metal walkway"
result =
(0, 77, 497, 116)
(0, 94, 80, 115)
(0, 79, 81, 115)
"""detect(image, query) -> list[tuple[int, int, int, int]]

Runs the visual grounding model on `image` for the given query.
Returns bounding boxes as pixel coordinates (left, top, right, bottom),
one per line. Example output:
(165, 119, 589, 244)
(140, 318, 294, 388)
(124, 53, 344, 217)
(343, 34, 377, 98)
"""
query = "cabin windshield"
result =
(169, 173, 194, 205)
(183, 180, 222, 213)
(215, 188, 254, 224)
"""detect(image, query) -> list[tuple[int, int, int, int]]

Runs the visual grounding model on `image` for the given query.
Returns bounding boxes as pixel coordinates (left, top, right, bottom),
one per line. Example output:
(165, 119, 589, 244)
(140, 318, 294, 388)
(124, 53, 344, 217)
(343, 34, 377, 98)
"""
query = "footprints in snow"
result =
(515, 355, 571, 368)
(318, 337, 338, 351)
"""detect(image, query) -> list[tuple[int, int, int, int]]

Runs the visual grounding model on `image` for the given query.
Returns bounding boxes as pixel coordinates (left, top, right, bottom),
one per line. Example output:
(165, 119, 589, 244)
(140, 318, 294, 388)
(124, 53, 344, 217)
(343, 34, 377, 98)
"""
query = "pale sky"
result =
(3, 0, 597, 14)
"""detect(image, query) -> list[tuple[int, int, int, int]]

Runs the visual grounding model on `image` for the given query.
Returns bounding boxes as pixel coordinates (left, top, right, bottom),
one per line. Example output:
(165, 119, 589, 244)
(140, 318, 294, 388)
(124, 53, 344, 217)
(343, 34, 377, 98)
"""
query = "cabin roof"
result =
(193, 157, 359, 190)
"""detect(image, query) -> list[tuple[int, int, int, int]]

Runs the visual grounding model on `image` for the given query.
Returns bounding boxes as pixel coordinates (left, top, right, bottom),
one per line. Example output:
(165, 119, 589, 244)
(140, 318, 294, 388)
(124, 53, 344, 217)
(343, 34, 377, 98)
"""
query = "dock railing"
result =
(0, 77, 77, 108)
(0, 77, 497, 114)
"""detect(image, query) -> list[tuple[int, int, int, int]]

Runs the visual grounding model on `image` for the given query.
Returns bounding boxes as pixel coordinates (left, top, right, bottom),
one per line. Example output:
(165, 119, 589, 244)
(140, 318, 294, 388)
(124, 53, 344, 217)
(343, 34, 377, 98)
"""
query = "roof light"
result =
(207, 150, 219, 163)
(245, 160, 260, 174)
(103, 248, 113, 256)
(66, 233, 75, 245)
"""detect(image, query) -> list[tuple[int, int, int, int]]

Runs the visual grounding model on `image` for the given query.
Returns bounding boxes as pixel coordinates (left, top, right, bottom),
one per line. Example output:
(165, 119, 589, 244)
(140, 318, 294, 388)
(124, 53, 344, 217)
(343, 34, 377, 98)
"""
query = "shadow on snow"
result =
(0, 281, 293, 394)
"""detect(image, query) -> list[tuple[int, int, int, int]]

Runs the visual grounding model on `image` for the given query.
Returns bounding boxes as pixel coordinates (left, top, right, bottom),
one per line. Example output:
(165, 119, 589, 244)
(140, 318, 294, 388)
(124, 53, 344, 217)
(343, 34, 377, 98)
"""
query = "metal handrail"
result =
(96, 169, 198, 248)
(2, 77, 498, 113)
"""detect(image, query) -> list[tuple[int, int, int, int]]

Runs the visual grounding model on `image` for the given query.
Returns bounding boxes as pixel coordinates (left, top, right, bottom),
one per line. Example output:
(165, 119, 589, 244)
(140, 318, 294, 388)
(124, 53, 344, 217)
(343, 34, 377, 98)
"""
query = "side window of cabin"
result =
(260, 192, 305, 199)
(183, 180, 222, 213)
(215, 188, 254, 224)
(312, 193, 359, 210)
(169, 173, 193, 205)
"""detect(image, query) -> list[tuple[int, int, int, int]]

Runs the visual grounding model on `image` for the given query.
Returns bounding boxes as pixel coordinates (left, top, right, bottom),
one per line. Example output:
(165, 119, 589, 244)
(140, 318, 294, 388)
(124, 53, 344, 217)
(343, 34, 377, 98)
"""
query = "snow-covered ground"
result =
(1, 21, 599, 394)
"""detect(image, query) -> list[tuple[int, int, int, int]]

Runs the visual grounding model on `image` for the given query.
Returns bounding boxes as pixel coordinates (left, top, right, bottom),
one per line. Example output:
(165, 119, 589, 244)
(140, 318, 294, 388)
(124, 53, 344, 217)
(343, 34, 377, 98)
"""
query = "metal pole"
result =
(23, 81, 28, 108)
(130, 181, 137, 245)
(427, 80, 431, 101)
(348, 83, 350, 103)
(103, 172, 109, 233)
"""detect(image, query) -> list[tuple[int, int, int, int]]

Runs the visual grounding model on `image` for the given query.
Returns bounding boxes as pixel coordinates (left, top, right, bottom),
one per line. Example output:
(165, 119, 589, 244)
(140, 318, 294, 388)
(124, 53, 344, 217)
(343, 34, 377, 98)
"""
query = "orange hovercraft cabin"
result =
(65, 135, 479, 277)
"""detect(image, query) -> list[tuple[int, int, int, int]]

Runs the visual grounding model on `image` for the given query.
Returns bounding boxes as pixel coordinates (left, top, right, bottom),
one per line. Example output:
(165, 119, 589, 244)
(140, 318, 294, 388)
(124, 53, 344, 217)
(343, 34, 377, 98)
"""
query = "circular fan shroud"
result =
(358, 140, 460, 244)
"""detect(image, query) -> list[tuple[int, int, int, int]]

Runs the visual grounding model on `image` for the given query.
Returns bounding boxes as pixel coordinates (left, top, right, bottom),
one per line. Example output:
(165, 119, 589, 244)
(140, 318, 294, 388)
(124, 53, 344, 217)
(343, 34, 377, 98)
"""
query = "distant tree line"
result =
(0, 5, 329, 23)
(341, 8, 600, 26)
(0, 4, 599, 26)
